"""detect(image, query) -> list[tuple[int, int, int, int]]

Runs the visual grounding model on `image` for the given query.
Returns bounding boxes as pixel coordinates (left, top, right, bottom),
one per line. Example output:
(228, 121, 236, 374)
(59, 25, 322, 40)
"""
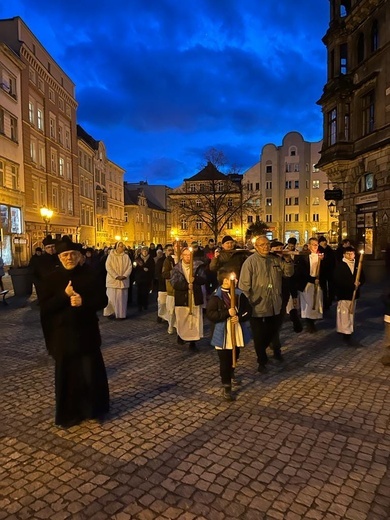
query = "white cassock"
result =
(166, 294, 176, 332)
(336, 258, 355, 334)
(157, 291, 169, 322)
(299, 253, 323, 320)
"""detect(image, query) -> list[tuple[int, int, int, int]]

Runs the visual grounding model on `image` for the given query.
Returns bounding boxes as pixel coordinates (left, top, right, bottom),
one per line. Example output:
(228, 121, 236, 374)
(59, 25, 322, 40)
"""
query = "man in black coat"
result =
(209, 235, 252, 280)
(40, 238, 109, 428)
(30, 236, 60, 301)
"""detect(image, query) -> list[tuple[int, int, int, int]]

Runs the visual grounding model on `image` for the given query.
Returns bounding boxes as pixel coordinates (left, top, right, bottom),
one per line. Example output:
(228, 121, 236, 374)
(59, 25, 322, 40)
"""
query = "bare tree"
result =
(246, 222, 270, 241)
(170, 162, 261, 242)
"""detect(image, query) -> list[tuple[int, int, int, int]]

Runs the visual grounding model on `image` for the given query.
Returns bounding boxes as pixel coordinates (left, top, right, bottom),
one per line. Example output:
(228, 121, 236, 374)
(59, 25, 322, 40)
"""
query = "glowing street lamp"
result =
(40, 206, 53, 236)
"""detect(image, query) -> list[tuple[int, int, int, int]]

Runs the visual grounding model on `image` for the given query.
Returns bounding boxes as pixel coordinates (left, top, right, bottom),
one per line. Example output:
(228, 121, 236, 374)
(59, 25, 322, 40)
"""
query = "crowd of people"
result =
(25, 232, 389, 424)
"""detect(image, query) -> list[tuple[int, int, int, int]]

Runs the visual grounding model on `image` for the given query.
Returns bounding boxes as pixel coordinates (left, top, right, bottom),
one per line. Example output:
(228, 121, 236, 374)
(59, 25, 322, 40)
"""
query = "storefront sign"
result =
(355, 193, 378, 205)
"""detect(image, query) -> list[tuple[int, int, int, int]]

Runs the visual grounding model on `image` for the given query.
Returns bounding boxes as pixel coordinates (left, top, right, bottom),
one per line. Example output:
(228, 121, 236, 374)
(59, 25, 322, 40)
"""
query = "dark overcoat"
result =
(170, 260, 206, 307)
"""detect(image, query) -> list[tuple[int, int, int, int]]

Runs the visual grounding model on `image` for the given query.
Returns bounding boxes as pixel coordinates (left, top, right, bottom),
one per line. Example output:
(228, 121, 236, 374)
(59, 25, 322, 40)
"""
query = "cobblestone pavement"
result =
(1, 274, 390, 520)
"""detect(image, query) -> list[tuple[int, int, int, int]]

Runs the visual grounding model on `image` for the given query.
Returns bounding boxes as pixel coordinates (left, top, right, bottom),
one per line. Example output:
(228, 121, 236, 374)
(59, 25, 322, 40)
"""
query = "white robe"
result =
(299, 253, 323, 319)
(337, 300, 354, 334)
(175, 263, 203, 341)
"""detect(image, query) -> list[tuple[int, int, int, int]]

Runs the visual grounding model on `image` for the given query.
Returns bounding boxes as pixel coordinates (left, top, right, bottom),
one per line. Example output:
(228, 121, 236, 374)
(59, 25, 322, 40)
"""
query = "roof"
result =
(77, 124, 99, 150)
(124, 186, 165, 211)
(185, 161, 227, 182)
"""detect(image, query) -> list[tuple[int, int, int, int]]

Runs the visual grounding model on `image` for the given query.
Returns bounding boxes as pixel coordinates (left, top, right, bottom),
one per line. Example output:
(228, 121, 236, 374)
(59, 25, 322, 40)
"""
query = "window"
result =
(313, 197, 320, 205)
(181, 219, 187, 230)
(38, 77, 44, 92)
(255, 183, 260, 190)
(294, 164, 300, 172)
(286, 181, 292, 189)
(28, 101, 35, 124)
(10, 116, 17, 142)
(67, 191, 73, 213)
(328, 108, 337, 145)
(29, 69, 36, 83)
(51, 149, 57, 173)
(266, 214, 272, 223)
(37, 107, 44, 131)
(49, 116, 56, 139)
(290, 147, 297, 156)
(294, 214, 299, 222)
(226, 219, 233, 230)
(30, 139, 37, 162)
(371, 20, 379, 53)
(31, 177, 38, 204)
(40, 182, 47, 206)
(196, 219, 202, 229)
(52, 185, 59, 210)
(306, 196, 309, 205)
(58, 124, 64, 145)
(60, 189, 66, 212)
(312, 180, 320, 189)
(59, 157, 64, 177)
(294, 197, 299, 205)
(66, 160, 72, 181)
(295, 180, 299, 189)
(285, 214, 292, 222)
(49, 88, 55, 103)
(124, 212, 128, 223)
(227, 198, 233, 207)
(266, 165, 272, 174)
(313, 213, 319, 222)
(189, 183, 196, 193)
(247, 183, 253, 191)
(344, 104, 350, 140)
(266, 181, 272, 190)
(10, 165, 18, 190)
(362, 91, 375, 135)
(196, 199, 201, 207)
(58, 98, 64, 111)
(285, 163, 293, 172)
(0, 70, 17, 98)
(266, 198, 272, 206)
(180, 200, 186, 208)
(247, 216, 253, 223)
(340, 43, 348, 75)
(286, 197, 292, 206)
(38, 144, 45, 168)
(216, 181, 224, 191)
(0, 108, 3, 135)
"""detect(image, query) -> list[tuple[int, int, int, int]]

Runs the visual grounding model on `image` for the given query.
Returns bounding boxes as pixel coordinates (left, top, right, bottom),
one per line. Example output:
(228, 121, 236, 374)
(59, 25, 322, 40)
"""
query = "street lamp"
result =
(40, 206, 53, 236)
(328, 201, 337, 216)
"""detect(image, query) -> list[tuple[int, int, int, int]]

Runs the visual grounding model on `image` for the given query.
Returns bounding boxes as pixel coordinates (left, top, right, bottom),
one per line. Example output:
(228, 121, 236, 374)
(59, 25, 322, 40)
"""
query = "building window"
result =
(266, 165, 272, 174)
(28, 101, 35, 124)
(58, 124, 63, 145)
(313, 213, 319, 222)
(255, 182, 260, 190)
(328, 108, 337, 145)
(362, 91, 375, 135)
(286, 181, 292, 189)
(294, 197, 299, 205)
(340, 43, 348, 75)
(38, 77, 44, 92)
(357, 33, 365, 64)
(10, 165, 19, 190)
(344, 104, 350, 140)
(266, 214, 272, 223)
(49, 88, 55, 102)
(181, 219, 187, 230)
(58, 98, 64, 111)
(266, 198, 272, 206)
(294, 180, 299, 189)
(37, 108, 44, 131)
(196, 199, 201, 207)
(312, 180, 320, 189)
(216, 181, 224, 191)
(266, 181, 272, 190)
(290, 147, 297, 156)
(226, 218, 233, 230)
(30, 139, 37, 162)
(60, 189, 66, 212)
(31, 177, 38, 204)
(49, 117, 56, 139)
(294, 214, 299, 222)
(39, 144, 45, 168)
(227, 198, 233, 207)
(371, 20, 379, 53)
(10, 116, 17, 142)
(52, 185, 59, 210)
(286, 197, 292, 206)
(294, 164, 300, 172)
(285, 214, 292, 222)
(189, 183, 196, 193)
(180, 200, 186, 208)
(59, 157, 64, 177)
(196, 219, 202, 230)
(124, 212, 128, 222)
(51, 150, 57, 173)
(247, 215, 253, 223)
(313, 197, 320, 205)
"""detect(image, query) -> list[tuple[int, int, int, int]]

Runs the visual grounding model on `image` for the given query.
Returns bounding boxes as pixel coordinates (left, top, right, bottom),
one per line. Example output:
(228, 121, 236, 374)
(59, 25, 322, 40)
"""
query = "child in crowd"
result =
(206, 268, 252, 401)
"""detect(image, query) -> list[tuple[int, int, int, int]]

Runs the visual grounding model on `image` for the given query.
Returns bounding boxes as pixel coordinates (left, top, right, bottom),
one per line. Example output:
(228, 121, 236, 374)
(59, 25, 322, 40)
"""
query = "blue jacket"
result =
(206, 287, 252, 348)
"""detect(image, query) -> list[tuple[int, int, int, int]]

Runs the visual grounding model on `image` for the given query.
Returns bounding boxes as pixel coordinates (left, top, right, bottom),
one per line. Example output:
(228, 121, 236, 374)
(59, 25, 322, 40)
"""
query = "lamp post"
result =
(40, 206, 53, 236)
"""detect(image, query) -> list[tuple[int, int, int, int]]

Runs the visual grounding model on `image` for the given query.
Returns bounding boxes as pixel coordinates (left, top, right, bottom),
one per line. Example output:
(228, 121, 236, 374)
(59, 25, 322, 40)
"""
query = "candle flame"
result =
(359, 250, 364, 255)
(230, 274, 236, 281)
(189, 247, 193, 252)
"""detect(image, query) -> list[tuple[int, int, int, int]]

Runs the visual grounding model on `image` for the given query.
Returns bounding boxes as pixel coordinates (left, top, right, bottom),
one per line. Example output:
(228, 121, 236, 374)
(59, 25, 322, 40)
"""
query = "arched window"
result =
(357, 33, 365, 64)
(289, 146, 297, 156)
(371, 20, 379, 53)
(181, 218, 187, 230)
(340, 1, 350, 17)
(196, 199, 201, 207)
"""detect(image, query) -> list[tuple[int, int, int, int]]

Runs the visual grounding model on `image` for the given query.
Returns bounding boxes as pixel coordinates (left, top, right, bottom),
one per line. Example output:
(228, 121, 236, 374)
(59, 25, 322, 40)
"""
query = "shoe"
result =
(343, 335, 361, 347)
(258, 364, 268, 374)
(157, 316, 163, 323)
(105, 314, 115, 320)
(222, 386, 235, 401)
(177, 336, 185, 345)
(273, 351, 284, 362)
(167, 327, 174, 334)
(231, 376, 242, 386)
(306, 320, 317, 333)
(189, 341, 199, 352)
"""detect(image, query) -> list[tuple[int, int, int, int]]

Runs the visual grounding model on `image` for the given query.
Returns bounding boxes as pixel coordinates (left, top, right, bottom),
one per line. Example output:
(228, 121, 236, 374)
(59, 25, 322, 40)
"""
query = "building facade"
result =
(317, 0, 390, 258)
(77, 125, 96, 246)
(0, 41, 25, 265)
(0, 17, 80, 255)
(244, 132, 335, 245)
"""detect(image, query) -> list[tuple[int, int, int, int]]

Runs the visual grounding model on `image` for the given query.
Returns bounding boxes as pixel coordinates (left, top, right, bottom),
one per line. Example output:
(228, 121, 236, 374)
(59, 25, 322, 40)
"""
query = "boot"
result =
(290, 309, 303, 333)
(306, 319, 317, 333)
(231, 369, 242, 386)
(189, 341, 199, 352)
(222, 386, 235, 401)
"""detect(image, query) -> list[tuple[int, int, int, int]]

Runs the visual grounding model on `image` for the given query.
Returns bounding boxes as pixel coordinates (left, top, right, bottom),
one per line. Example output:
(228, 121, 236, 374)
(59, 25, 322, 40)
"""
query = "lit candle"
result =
(230, 273, 237, 368)
(350, 249, 364, 313)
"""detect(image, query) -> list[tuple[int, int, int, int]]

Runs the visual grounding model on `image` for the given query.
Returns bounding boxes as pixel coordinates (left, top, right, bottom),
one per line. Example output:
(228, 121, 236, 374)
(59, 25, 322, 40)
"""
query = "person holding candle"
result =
(333, 246, 365, 346)
(170, 247, 206, 351)
(206, 268, 252, 401)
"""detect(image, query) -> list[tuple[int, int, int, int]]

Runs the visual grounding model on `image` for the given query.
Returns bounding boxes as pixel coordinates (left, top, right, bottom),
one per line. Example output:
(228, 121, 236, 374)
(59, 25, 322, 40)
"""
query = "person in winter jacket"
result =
(333, 246, 365, 346)
(206, 268, 252, 401)
(170, 247, 206, 351)
(133, 245, 155, 312)
(103, 242, 132, 319)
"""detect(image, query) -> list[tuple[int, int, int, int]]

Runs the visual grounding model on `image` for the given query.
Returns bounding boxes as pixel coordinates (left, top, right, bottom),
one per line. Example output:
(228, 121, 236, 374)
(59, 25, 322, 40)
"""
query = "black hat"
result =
(35, 247, 43, 252)
(56, 239, 81, 255)
(222, 235, 234, 244)
(42, 235, 56, 246)
(318, 236, 327, 243)
(287, 237, 297, 245)
(343, 246, 356, 253)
